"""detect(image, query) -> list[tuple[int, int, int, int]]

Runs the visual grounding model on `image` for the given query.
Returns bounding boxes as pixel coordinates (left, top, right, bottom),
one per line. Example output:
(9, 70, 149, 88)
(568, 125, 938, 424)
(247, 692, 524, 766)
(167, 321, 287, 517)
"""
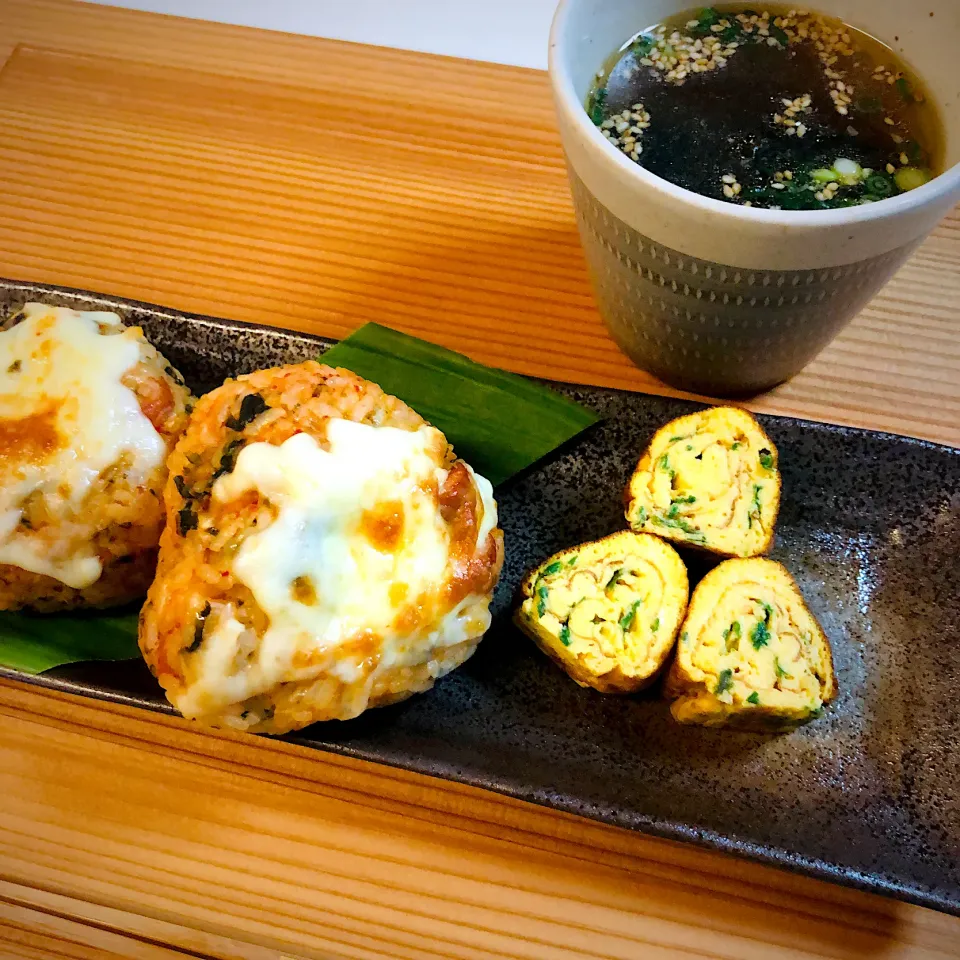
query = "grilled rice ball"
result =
(625, 406, 781, 558)
(139, 361, 504, 734)
(665, 558, 836, 731)
(0, 303, 192, 611)
(515, 531, 688, 693)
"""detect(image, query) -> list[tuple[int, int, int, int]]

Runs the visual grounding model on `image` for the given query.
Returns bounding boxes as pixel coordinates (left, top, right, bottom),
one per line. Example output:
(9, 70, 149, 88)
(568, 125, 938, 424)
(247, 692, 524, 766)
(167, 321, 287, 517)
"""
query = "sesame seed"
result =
(884, 117, 895, 126)
(886, 163, 896, 174)
(722, 173, 737, 183)
(784, 171, 793, 180)
(900, 152, 910, 165)
(771, 182, 786, 190)
(723, 185, 735, 198)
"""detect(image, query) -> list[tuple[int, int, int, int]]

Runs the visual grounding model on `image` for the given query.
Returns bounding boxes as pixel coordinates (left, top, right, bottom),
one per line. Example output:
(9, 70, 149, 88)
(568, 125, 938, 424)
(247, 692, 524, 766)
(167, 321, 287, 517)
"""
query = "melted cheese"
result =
(180, 421, 497, 717)
(0, 304, 165, 587)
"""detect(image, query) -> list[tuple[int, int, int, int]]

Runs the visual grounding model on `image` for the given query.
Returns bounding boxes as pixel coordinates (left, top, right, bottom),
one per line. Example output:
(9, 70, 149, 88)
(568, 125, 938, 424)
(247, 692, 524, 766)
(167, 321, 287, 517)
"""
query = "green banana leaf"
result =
(320, 323, 599, 486)
(0, 608, 140, 675)
(0, 323, 598, 675)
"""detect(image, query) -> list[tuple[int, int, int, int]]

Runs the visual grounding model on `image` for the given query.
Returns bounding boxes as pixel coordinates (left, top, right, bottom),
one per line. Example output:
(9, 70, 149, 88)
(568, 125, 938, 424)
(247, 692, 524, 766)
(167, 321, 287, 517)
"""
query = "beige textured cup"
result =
(549, 0, 960, 395)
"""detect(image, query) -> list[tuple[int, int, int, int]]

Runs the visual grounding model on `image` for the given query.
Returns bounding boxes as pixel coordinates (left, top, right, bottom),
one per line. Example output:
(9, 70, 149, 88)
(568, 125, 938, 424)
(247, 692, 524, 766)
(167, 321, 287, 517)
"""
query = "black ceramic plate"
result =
(3, 279, 959, 915)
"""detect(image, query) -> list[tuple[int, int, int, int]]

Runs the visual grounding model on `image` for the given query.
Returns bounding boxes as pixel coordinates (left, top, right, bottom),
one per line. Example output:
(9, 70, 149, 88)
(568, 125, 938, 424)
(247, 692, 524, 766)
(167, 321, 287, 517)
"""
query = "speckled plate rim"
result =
(2, 276, 953, 453)
(1, 277, 958, 917)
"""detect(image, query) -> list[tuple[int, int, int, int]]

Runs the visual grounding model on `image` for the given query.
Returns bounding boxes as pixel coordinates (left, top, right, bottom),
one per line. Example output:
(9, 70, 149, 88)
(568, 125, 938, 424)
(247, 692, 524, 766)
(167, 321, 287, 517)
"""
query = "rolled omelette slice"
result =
(625, 406, 780, 558)
(665, 558, 836, 731)
(514, 531, 688, 693)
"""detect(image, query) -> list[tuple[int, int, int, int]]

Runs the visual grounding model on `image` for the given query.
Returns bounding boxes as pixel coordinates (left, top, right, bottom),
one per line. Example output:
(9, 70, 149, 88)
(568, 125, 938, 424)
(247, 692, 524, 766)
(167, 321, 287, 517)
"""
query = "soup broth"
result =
(586, 5, 945, 209)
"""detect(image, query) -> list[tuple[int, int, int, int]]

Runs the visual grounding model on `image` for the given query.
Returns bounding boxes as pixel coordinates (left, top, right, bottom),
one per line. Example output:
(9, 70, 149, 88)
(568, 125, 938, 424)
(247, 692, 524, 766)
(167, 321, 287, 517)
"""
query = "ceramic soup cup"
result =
(549, 0, 960, 395)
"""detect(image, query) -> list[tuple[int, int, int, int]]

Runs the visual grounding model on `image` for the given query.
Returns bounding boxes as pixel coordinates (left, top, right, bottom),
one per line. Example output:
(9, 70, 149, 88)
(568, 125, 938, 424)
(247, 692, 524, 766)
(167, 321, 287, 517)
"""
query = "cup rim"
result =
(549, 0, 960, 228)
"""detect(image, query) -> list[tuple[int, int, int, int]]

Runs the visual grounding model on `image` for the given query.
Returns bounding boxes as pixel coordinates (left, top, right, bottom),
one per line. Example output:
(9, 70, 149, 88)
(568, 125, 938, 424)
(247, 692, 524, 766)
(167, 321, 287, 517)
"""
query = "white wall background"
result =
(84, 0, 559, 68)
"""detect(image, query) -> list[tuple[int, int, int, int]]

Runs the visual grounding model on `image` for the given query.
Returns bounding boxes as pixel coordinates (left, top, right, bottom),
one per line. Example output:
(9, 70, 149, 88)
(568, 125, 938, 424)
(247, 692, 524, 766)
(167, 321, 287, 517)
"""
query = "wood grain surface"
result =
(3, 679, 960, 960)
(0, 1, 958, 957)
(1, 0, 959, 446)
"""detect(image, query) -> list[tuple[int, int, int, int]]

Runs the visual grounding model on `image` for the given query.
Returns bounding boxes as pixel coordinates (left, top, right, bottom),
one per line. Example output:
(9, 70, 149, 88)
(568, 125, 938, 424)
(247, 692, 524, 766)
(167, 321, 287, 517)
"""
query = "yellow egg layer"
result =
(515, 531, 688, 693)
(625, 406, 781, 558)
(665, 558, 836, 731)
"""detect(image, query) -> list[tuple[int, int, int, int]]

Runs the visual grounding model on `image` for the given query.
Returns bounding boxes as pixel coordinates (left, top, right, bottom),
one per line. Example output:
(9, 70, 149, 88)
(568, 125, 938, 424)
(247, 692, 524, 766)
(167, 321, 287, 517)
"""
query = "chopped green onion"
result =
(591, 87, 608, 126)
(895, 167, 932, 192)
(751, 619, 771, 650)
(832, 158, 863, 185)
(715, 669, 734, 695)
(619, 599, 642, 631)
(633, 35, 655, 57)
(865, 173, 895, 198)
(895, 77, 914, 102)
(605, 568, 624, 590)
(690, 7, 722, 37)
(536, 584, 549, 618)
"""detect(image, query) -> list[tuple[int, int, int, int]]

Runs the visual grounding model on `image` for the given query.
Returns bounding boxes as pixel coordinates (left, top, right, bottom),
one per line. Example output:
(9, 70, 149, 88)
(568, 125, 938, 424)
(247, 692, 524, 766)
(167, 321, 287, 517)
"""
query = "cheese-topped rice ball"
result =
(0, 303, 193, 611)
(139, 362, 504, 734)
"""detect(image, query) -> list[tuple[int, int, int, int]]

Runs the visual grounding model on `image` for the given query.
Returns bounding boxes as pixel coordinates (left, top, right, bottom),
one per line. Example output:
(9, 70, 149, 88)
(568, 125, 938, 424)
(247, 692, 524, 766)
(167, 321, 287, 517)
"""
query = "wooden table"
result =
(0, 2, 958, 956)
